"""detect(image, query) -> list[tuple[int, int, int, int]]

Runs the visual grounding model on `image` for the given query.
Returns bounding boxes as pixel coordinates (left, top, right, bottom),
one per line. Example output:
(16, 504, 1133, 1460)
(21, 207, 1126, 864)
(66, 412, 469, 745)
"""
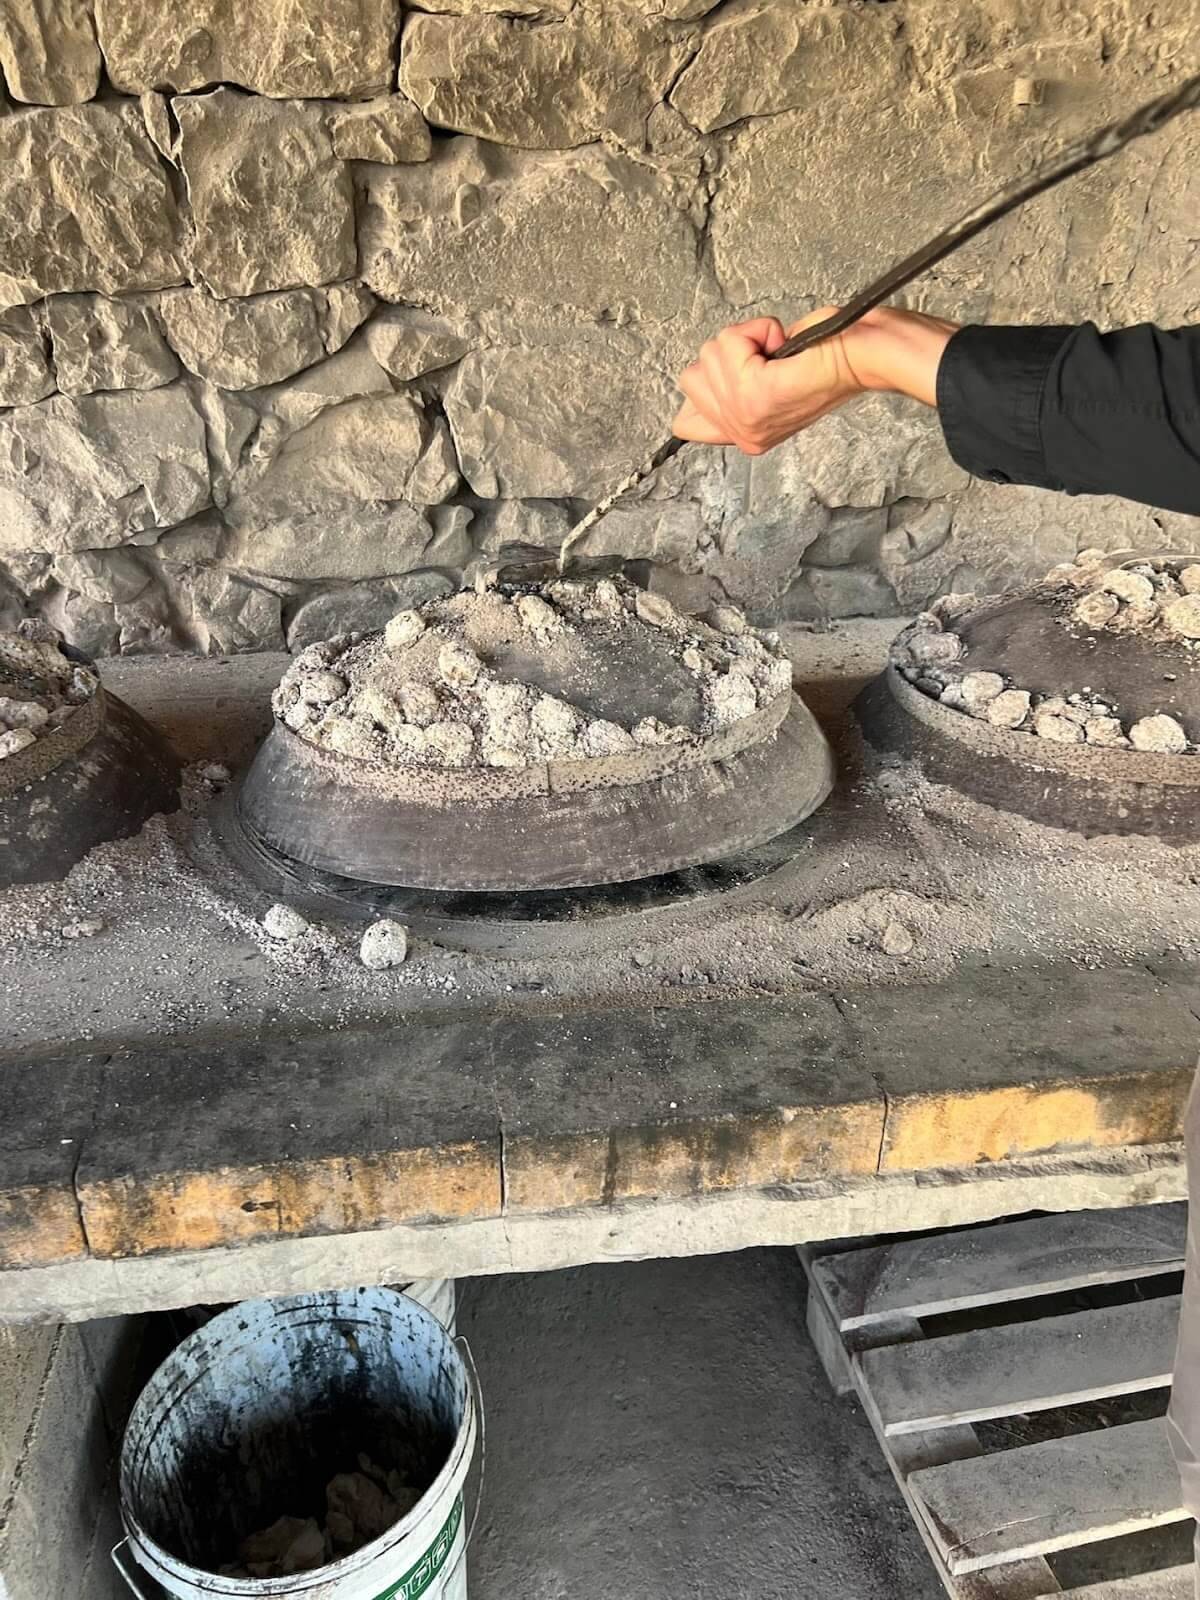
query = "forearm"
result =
(841, 307, 959, 408)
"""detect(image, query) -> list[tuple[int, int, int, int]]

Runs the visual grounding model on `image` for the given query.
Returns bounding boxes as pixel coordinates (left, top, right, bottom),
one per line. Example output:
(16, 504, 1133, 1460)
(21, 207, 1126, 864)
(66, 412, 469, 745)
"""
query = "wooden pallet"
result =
(800, 1204, 1194, 1600)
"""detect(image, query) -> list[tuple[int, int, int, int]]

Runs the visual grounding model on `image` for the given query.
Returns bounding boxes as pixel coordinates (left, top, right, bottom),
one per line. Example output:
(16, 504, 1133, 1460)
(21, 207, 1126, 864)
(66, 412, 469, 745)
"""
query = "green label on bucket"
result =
(372, 1493, 463, 1600)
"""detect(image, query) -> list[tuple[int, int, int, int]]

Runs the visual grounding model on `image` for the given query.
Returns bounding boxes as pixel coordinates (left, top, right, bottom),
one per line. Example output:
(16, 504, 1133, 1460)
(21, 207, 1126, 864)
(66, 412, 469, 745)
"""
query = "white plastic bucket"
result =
(113, 1288, 479, 1600)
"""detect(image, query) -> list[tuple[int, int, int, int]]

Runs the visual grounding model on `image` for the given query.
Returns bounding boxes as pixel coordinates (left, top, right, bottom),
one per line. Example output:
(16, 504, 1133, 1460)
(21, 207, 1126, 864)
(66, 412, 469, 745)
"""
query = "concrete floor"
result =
(461, 1248, 940, 1600)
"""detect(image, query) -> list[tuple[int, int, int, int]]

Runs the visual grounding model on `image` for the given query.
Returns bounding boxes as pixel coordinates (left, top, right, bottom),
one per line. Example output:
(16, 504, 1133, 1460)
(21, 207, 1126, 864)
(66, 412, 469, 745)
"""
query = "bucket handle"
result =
(109, 1336, 485, 1600)
(112, 1535, 157, 1597)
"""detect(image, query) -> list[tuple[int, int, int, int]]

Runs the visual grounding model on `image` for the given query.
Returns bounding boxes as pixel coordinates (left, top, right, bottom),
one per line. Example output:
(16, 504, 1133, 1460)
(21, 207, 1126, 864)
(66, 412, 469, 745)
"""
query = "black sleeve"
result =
(936, 322, 1200, 516)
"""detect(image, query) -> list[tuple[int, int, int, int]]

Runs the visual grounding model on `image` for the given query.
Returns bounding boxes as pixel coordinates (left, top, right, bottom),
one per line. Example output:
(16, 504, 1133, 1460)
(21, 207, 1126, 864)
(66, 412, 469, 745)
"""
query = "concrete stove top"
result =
(0, 625, 1193, 1325)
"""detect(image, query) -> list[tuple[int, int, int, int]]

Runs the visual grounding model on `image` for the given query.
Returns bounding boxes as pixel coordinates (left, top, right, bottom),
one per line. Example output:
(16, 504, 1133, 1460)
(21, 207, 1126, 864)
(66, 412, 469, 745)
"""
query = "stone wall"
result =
(0, 0, 1196, 654)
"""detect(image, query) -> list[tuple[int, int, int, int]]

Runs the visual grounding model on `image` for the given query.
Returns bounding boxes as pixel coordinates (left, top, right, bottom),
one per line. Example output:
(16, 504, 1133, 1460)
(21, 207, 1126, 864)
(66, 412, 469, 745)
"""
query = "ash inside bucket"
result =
(223, 1454, 423, 1578)
(129, 1299, 465, 1580)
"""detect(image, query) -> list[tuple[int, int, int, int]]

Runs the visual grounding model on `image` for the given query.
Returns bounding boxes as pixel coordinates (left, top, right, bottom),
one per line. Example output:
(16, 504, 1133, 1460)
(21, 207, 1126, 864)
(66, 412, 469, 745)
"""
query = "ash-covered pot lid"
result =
(268, 575, 796, 803)
(238, 575, 836, 891)
(892, 549, 1200, 755)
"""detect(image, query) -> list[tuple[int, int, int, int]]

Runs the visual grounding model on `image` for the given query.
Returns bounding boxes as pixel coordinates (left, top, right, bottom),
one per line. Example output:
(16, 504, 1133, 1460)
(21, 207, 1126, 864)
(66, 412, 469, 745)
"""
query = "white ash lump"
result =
(271, 577, 793, 772)
(359, 918, 409, 969)
(262, 903, 310, 941)
(890, 559, 1196, 755)
(0, 633, 97, 762)
(1044, 551, 1200, 644)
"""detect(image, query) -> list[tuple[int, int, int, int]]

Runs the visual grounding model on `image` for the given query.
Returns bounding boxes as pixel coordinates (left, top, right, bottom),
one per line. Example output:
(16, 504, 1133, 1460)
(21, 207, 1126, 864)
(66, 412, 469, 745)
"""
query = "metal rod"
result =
(556, 70, 1200, 574)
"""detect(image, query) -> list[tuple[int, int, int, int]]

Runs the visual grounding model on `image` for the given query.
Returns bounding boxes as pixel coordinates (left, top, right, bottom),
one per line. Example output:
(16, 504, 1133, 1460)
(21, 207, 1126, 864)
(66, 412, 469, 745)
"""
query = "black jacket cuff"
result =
(937, 325, 1077, 488)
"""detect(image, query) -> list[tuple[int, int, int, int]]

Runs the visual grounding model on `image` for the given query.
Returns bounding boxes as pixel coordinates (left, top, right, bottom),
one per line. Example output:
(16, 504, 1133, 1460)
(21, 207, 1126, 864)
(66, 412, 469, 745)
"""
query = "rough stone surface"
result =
(1164, 595, 1200, 640)
(221, 505, 435, 584)
(0, 307, 55, 406)
(221, 390, 437, 571)
(0, 104, 185, 310)
(400, 10, 691, 150)
(263, 903, 309, 940)
(174, 90, 357, 299)
(1129, 714, 1189, 754)
(1073, 590, 1121, 628)
(41, 295, 180, 397)
(95, 0, 398, 98)
(987, 689, 1032, 730)
(801, 395, 968, 510)
(672, 0, 903, 133)
(363, 307, 474, 381)
(0, 385, 210, 554)
(156, 285, 370, 389)
(445, 337, 675, 499)
(710, 97, 983, 310)
(360, 139, 701, 321)
(0, 0, 101, 105)
(328, 97, 432, 164)
(180, 566, 284, 653)
(399, 0, 571, 15)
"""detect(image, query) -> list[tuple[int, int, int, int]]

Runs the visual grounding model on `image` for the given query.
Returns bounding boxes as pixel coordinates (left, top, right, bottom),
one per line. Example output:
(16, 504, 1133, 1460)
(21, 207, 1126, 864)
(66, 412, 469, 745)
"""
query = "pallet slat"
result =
(908, 1418, 1187, 1576)
(1058, 1567, 1195, 1600)
(855, 1374, 1061, 1600)
(814, 1205, 1186, 1330)
(859, 1295, 1181, 1435)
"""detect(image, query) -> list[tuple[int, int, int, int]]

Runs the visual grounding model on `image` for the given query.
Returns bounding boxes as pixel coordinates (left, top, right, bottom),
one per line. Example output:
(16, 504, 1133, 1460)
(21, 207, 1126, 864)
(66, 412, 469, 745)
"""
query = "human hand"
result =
(673, 308, 862, 455)
(672, 306, 958, 455)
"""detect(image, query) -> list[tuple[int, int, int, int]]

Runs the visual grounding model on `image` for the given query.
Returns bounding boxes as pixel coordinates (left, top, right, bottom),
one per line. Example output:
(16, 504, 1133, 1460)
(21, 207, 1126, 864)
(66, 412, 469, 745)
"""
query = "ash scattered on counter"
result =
(8, 724, 1200, 1059)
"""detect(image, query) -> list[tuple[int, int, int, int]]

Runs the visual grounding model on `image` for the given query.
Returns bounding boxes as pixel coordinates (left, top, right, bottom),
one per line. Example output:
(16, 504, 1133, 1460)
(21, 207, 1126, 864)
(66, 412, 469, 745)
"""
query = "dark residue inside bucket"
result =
(136, 1318, 461, 1577)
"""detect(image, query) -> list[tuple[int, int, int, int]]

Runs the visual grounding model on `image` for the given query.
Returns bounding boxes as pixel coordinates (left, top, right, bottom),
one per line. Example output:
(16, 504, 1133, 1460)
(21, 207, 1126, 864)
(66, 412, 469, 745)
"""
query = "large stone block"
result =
(360, 139, 702, 322)
(0, 0, 101, 104)
(262, 342, 395, 432)
(157, 284, 371, 389)
(51, 548, 152, 605)
(221, 503, 436, 582)
(444, 334, 675, 498)
(782, 565, 898, 621)
(95, 0, 399, 98)
(0, 1318, 144, 1600)
(228, 390, 429, 513)
(178, 566, 285, 653)
(363, 305, 474, 381)
(328, 96, 431, 164)
(41, 294, 180, 397)
(671, 0, 904, 133)
(219, 381, 452, 580)
(0, 104, 186, 311)
(0, 384, 211, 554)
(710, 95, 988, 311)
(174, 89, 357, 299)
(0, 307, 55, 407)
(399, 9, 692, 149)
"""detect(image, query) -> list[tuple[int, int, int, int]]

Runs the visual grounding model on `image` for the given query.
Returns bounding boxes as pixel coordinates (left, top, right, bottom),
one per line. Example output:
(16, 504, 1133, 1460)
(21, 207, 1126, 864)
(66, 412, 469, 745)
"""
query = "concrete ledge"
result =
(0, 1143, 1184, 1327)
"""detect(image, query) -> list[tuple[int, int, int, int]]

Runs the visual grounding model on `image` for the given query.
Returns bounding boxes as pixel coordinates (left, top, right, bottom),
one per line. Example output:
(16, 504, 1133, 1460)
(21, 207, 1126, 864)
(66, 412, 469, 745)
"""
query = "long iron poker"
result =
(553, 71, 1200, 577)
